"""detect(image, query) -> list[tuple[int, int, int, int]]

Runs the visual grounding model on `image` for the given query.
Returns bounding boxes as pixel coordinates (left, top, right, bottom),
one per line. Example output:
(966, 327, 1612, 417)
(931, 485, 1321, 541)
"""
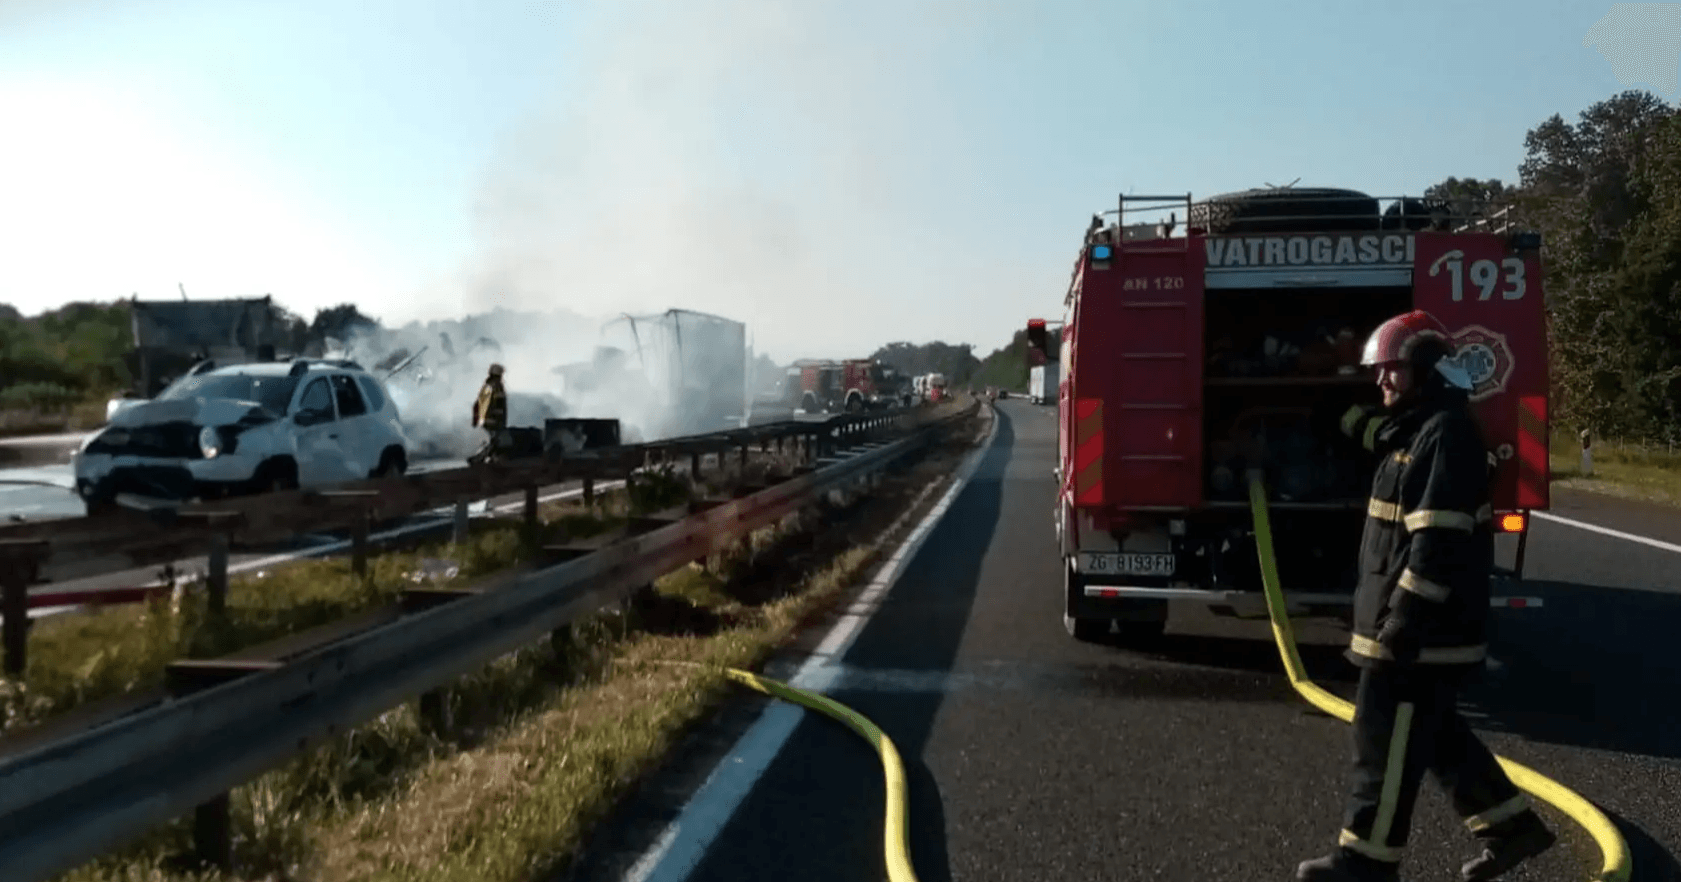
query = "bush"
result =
(0, 381, 80, 412)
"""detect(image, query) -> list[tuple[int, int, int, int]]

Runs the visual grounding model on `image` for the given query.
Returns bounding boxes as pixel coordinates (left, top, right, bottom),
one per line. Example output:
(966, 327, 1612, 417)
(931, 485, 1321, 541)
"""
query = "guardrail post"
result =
(419, 688, 452, 736)
(351, 509, 371, 578)
(194, 793, 233, 872)
(691, 452, 701, 480)
(1, 539, 47, 678)
(739, 444, 749, 473)
(583, 477, 595, 508)
(523, 484, 540, 548)
(206, 531, 230, 616)
(453, 500, 470, 544)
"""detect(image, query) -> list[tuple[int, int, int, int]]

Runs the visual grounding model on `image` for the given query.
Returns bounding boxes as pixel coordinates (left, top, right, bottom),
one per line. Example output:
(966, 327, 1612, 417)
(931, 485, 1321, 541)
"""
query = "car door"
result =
(328, 373, 375, 477)
(290, 377, 353, 485)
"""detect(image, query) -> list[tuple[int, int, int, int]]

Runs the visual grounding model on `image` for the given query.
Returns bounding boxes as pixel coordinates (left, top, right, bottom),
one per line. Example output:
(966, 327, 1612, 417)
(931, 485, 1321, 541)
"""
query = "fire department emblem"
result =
(1447, 325, 1514, 403)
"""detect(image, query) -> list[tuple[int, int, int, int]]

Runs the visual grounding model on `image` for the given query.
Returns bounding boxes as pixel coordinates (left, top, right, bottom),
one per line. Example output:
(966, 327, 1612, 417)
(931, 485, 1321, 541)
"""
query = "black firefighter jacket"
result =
(1339, 385, 1495, 675)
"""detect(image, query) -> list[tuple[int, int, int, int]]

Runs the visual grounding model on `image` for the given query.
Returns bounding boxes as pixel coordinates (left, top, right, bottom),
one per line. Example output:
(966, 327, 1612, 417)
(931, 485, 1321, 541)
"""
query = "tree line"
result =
(1502, 89, 1681, 444)
(0, 299, 378, 413)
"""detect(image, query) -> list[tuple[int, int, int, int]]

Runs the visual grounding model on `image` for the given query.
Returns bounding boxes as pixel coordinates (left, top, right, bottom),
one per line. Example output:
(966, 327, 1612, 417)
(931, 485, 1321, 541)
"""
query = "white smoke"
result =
(414, 0, 1008, 367)
(333, 306, 770, 460)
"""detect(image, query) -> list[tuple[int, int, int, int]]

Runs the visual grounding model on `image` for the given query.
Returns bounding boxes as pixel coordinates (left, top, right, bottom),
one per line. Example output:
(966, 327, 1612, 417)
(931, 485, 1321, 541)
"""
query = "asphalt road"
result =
(568, 399, 1681, 882)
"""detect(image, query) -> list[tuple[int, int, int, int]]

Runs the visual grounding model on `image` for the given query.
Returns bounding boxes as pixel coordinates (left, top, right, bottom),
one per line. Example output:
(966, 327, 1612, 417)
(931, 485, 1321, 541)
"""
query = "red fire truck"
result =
(790, 358, 909, 413)
(1028, 187, 1548, 644)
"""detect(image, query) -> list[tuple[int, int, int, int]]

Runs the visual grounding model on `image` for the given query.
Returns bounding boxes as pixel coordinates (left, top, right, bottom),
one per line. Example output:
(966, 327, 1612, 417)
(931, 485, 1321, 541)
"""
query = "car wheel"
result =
(255, 459, 299, 494)
(372, 448, 407, 479)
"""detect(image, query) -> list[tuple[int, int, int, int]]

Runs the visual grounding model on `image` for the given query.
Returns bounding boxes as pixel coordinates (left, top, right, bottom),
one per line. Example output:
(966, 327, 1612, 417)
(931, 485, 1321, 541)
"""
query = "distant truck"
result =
(1032, 186, 1548, 644)
(1028, 362, 1056, 404)
(922, 372, 948, 403)
(107, 296, 297, 422)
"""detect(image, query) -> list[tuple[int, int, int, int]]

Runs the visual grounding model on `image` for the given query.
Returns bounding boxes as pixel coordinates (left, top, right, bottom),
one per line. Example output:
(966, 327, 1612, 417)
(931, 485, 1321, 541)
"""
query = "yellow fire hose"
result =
(696, 471, 1630, 882)
(1245, 472, 1632, 882)
(723, 668, 920, 882)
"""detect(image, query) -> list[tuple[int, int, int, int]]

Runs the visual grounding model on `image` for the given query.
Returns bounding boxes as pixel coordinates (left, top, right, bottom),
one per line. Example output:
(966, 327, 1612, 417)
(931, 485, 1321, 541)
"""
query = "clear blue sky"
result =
(1, 0, 1674, 365)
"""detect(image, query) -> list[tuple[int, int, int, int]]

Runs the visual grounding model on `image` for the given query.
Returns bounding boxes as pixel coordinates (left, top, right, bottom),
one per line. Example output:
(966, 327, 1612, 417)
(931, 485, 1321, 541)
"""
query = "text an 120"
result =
(1122, 276, 1185, 291)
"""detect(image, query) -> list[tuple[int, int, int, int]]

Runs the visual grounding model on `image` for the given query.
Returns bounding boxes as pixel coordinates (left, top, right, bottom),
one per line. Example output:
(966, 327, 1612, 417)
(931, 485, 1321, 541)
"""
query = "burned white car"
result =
(73, 359, 411, 512)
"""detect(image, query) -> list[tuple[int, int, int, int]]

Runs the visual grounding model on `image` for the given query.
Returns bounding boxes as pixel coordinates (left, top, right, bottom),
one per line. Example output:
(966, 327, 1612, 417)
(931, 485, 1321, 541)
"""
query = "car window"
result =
(296, 378, 336, 424)
(160, 373, 300, 415)
(356, 375, 387, 413)
(331, 374, 368, 417)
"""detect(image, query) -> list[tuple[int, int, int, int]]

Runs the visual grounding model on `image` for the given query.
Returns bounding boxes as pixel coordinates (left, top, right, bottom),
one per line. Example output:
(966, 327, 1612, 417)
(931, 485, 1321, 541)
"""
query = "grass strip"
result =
(0, 467, 701, 734)
(1549, 436, 1681, 508)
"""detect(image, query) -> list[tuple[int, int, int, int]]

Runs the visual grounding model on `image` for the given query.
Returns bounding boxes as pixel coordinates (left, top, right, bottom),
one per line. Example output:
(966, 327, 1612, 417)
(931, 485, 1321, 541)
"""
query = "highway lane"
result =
(568, 399, 1680, 882)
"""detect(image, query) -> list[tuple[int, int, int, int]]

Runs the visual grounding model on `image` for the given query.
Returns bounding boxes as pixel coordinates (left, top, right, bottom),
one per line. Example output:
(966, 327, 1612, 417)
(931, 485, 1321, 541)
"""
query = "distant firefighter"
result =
(468, 363, 509, 465)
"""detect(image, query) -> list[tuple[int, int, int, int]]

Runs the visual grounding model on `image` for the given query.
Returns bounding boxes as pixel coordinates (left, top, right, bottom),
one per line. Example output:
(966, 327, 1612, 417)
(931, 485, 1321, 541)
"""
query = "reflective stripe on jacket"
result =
(1341, 392, 1494, 670)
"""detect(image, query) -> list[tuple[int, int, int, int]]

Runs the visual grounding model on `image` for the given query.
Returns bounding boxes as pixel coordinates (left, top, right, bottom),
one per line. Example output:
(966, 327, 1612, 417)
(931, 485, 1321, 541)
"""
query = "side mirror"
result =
(1026, 319, 1048, 353)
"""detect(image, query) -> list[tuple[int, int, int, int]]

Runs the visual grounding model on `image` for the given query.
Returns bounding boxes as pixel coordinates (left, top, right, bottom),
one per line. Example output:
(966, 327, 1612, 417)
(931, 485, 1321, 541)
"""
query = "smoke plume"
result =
(427, 0, 1003, 367)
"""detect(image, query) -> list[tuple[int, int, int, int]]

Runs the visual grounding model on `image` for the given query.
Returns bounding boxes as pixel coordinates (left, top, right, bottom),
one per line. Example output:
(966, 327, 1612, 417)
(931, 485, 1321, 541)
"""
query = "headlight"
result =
(199, 426, 221, 459)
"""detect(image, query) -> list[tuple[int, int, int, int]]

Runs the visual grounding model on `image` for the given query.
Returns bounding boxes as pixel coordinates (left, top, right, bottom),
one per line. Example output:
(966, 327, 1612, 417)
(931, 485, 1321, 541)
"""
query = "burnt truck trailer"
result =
(1030, 187, 1548, 644)
(599, 308, 748, 440)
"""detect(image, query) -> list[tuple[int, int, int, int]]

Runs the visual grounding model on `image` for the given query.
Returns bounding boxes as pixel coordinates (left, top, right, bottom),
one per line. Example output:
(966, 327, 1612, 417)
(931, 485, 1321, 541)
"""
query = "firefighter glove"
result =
(1340, 403, 1372, 437)
(1378, 590, 1427, 663)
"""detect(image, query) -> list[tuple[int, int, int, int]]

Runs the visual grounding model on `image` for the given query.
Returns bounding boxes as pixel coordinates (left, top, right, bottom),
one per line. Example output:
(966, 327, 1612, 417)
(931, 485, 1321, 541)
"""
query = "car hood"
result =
(107, 397, 280, 429)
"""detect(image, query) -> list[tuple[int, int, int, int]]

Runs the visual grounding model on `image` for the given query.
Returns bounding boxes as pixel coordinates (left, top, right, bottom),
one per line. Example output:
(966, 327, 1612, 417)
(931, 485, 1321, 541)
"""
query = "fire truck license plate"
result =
(1080, 553, 1176, 577)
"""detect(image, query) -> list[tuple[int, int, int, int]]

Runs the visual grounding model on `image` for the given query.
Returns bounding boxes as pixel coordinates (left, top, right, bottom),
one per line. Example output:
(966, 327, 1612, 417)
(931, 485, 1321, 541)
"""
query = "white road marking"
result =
(621, 412, 999, 882)
(1532, 510, 1681, 555)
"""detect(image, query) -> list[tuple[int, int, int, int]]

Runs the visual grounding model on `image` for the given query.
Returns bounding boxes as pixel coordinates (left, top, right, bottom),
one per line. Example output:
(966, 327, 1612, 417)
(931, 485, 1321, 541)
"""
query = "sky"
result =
(1, 0, 1678, 366)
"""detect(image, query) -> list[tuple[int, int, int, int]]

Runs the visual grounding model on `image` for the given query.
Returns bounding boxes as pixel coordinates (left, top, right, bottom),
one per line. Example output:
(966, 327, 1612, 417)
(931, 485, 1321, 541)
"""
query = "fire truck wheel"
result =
(1114, 618, 1167, 644)
(1063, 611, 1110, 643)
(1063, 560, 1110, 642)
(1188, 187, 1380, 235)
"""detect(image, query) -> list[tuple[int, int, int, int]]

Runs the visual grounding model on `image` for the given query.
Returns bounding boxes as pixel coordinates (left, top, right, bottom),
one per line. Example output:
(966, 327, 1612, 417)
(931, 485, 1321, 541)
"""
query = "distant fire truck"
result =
(789, 358, 908, 413)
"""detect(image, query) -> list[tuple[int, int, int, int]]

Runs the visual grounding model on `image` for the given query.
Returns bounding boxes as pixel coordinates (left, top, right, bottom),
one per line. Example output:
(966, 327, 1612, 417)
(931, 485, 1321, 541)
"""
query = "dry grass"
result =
(1, 487, 652, 734)
(1548, 434, 1681, 508)
(46, 406, 984, 882)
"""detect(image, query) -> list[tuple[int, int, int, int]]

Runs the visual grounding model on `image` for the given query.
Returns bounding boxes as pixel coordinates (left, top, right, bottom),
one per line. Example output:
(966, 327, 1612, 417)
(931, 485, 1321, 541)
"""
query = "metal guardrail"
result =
(0, 407, 929, 676)
(0, 399, 979, 882)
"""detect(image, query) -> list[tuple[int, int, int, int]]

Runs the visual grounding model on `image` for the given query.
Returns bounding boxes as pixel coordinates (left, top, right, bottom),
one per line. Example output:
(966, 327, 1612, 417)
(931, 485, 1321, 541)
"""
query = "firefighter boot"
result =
(1461, 811, 1556, 881)
(1296, 851, 1400, 882)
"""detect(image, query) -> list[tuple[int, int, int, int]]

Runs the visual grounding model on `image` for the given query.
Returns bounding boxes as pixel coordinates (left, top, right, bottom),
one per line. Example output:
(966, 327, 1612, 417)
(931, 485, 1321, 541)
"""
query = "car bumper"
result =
(75, 455, 261, 503)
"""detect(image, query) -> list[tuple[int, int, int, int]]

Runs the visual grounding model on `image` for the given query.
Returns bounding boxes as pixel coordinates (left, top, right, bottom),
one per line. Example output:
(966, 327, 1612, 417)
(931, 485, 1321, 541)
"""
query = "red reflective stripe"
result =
(1075, 399, 1104, 506)
(1515, 395, 1548, 509)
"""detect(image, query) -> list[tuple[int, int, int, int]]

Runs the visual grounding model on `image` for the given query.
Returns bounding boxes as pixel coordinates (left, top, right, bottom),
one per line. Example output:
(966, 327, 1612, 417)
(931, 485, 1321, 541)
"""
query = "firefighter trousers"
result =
(1337, 664, 1534, 864)
(470, 427, 510, 465)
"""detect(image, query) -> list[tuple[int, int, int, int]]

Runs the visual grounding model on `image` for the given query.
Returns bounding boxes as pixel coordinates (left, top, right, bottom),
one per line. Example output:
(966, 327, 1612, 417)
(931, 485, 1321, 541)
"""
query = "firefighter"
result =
(1297, 310, 1555, 882)
(469, 363, 509, 465)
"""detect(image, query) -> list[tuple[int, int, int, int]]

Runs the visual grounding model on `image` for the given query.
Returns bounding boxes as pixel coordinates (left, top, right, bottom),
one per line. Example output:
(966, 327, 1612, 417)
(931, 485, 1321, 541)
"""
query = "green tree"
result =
(869, 341, 982, 385)
(1423, 176, 1510, 225)
(311, 303, 381, 344)
(1519, 90, 1681, 440)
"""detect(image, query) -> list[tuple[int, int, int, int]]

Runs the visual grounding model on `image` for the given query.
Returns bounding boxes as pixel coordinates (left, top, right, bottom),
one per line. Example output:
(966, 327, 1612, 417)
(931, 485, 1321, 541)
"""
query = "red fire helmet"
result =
(1361, 309, 1472, 390)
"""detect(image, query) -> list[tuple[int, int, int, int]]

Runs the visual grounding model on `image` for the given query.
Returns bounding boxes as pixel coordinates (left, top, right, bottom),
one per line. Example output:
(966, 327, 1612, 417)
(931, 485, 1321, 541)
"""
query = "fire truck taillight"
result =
(1498, 513, 1526, 534)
